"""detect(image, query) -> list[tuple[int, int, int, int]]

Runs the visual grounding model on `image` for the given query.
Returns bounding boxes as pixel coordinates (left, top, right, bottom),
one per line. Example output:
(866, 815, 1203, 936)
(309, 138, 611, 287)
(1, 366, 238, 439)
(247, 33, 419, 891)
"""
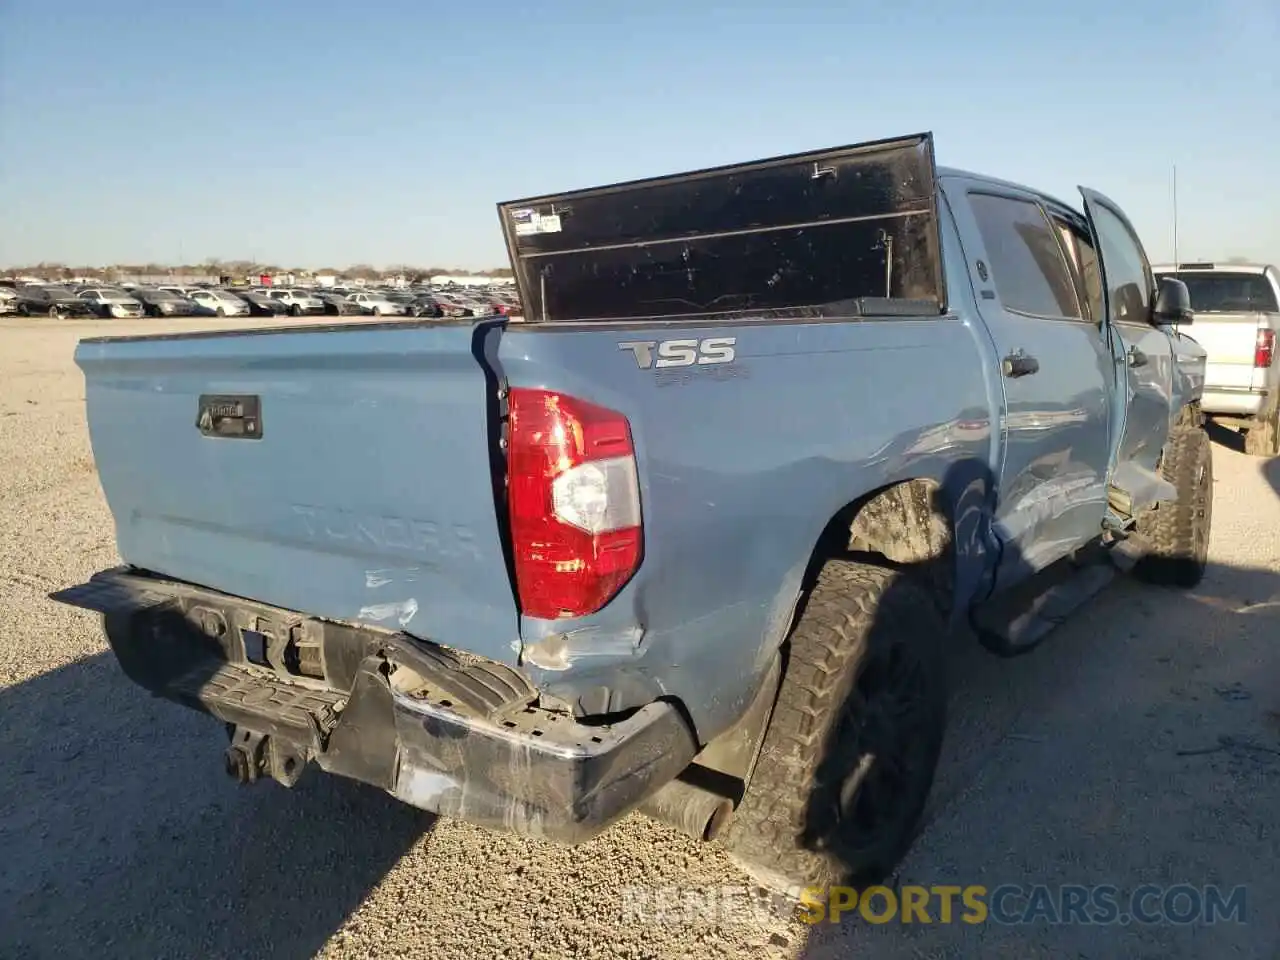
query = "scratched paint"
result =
(394, 764, 462, 809)
(358, 598, 419, 627)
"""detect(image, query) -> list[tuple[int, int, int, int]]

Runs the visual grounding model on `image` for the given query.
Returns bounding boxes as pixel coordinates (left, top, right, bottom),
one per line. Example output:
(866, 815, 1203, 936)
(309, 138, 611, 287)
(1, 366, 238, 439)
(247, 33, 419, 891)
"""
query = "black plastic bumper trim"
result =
(51, 567, 698, 843)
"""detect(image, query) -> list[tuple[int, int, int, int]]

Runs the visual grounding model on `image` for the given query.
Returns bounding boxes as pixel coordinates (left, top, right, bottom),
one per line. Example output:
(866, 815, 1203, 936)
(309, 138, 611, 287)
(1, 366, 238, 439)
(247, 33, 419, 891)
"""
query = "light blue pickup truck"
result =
(56, 132, 1209, 890)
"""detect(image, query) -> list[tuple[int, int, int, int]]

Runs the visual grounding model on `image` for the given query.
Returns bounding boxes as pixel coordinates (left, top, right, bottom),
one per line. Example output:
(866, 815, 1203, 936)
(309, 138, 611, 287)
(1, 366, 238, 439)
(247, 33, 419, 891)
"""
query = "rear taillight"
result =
(506, 388, 642, 620)
(1255, 329, 1275, 369)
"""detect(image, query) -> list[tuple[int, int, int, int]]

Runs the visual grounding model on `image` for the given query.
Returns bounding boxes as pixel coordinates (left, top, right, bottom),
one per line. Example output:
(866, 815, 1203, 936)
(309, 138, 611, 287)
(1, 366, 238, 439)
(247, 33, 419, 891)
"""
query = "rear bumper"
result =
(1202, 387, 1268, 417)
(51, 567, 697, 842)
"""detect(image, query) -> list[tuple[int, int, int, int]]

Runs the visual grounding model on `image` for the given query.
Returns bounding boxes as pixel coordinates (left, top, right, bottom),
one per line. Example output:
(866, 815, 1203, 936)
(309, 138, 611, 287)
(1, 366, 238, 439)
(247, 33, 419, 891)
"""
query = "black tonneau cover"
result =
(497, 132, 945, 323)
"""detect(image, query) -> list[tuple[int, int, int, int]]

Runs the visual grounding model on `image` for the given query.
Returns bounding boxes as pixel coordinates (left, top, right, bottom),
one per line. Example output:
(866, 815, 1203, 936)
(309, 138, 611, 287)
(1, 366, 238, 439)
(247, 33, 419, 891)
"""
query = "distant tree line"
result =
(0, 260, 515, 282)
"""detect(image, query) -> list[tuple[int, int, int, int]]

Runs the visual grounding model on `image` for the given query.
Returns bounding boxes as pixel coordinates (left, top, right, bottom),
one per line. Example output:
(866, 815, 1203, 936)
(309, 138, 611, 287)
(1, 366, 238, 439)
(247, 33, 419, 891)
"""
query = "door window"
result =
(969, 193, 1083, 319)
(1049, 216, 1105, 323)
(1087, 203, 1153, 326)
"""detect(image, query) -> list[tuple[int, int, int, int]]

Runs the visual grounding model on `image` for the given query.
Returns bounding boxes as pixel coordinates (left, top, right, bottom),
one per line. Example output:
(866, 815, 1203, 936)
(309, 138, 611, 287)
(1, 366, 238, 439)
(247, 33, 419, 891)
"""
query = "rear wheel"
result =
(721, 560, 948, 890)
(1131, 425, 1213, 587)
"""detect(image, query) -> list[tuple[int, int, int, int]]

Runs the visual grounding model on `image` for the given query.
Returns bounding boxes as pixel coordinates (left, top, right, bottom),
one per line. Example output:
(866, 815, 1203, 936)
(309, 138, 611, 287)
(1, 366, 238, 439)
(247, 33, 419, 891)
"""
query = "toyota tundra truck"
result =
(54, 133, 1209, 890)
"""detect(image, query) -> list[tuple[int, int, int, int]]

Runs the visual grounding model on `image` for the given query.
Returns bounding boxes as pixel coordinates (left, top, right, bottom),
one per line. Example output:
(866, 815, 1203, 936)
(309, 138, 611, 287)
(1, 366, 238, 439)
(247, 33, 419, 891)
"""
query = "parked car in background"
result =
(315, 292, 365, 316)
(267, 288, 326, 316)
(13, 285, 98, 318)
(427, 293, 475, 318)
(347, 291, 404, 316)
(0, 288, 18, 314)
(78, 287, 146, 319)
(237, 291, 291, 317)
(133, 288, 199, 317)
(158, 285, 200, 299)
(1153, 262, 1280, 456)
(187, 289, 250, 317)
(406, 296, 446, 318)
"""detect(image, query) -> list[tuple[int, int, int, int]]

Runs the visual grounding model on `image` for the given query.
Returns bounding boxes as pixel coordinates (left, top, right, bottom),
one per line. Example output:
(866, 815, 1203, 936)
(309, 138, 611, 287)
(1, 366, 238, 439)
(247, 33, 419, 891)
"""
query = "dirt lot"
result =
(1, 315, 1278, 960)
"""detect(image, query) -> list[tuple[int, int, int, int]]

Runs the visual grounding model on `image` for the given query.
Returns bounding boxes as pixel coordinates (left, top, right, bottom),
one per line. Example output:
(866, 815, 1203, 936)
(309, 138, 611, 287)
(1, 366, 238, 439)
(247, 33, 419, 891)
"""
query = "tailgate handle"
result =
(197, 394, 263, 440)
(1001, 351, 1040, 379)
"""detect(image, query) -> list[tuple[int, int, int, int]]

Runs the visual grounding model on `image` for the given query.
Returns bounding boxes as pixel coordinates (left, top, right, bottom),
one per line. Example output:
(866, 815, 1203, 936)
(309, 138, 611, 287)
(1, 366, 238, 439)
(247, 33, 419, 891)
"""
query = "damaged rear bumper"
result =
(52, 567, 698, 843)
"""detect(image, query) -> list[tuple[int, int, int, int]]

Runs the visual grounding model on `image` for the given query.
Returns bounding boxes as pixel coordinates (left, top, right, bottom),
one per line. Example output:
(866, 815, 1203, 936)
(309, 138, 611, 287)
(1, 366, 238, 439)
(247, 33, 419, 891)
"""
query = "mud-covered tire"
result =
(1244, 408, 1279, 458)
(720, 559, 948, 891)
(1131, 426, 1212, 587)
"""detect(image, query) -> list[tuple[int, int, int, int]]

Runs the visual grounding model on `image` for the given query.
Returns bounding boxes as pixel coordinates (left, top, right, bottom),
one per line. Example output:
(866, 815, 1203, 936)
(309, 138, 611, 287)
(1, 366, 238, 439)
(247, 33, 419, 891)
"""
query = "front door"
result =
(946, 181, 1113, 588)
(1079, 188, 1176, 478)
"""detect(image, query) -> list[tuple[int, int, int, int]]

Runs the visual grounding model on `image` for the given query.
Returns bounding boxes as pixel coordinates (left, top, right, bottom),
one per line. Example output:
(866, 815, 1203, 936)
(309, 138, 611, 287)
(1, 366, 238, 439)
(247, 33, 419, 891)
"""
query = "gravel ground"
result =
(1, 315, 1277, 960)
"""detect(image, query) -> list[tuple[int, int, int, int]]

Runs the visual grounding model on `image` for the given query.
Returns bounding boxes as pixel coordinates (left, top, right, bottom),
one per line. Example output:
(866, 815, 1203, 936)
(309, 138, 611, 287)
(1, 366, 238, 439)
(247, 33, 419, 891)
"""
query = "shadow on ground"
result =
(0, 652, 432, 960)
(1205, 419, 1246, 453)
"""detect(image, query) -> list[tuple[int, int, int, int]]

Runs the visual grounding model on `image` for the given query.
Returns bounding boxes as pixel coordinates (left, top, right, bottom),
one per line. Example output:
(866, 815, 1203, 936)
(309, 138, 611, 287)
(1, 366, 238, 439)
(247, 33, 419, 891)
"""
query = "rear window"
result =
(1157, 272, 1279, 313)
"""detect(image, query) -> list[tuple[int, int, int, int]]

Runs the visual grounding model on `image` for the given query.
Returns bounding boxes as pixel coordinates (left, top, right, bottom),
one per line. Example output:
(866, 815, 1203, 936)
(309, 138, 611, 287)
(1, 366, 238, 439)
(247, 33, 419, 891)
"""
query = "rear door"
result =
(1080, 188, 1175, 475)
(946, 179, 1112, 583)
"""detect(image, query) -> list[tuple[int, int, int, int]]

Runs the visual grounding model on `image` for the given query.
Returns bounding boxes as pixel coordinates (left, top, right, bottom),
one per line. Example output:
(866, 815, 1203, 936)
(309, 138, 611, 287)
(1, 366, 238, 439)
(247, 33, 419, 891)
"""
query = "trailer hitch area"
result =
(223, 725, 309, 788)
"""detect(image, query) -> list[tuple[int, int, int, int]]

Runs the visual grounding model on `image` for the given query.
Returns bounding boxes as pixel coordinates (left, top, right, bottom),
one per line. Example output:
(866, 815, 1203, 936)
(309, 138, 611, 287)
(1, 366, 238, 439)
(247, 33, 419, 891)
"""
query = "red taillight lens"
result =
(507, 388, 642, 619)
(1255, 329, 1275, 369)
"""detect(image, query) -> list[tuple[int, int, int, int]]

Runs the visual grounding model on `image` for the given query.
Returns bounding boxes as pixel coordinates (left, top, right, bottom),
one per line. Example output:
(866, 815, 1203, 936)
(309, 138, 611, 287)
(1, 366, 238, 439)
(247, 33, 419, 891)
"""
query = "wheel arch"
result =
(804, 459, 998, 626)
(697, 462, 996, 790)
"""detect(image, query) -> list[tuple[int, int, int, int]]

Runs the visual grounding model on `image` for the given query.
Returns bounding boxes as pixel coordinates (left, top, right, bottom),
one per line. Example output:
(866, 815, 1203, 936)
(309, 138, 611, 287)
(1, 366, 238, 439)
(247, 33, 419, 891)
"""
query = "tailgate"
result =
(1185, 312, 1269, 392)
(74, 320, 520, 664)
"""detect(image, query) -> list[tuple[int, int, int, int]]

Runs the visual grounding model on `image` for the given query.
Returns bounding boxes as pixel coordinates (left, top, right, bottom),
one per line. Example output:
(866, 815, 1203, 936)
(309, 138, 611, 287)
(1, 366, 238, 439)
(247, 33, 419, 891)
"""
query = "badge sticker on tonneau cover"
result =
(511, 208, 563, 236)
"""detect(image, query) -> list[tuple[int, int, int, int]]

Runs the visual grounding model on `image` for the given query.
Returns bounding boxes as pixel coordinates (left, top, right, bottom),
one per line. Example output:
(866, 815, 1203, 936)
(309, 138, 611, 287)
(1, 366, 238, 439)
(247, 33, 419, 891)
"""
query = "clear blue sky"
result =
(1, 0, 1276, 270)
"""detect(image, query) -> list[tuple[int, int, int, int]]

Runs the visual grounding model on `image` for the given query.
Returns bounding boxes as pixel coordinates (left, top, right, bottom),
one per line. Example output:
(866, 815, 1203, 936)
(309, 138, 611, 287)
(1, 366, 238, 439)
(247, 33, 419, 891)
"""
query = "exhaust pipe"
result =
(637, 775, 734, 842)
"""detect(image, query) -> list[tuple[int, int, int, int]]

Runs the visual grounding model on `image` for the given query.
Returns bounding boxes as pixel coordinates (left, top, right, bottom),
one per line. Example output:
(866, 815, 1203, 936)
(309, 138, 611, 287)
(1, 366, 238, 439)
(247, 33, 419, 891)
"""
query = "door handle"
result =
(1127, 346, 1148, 368)
(1002, 352, 1040, 378)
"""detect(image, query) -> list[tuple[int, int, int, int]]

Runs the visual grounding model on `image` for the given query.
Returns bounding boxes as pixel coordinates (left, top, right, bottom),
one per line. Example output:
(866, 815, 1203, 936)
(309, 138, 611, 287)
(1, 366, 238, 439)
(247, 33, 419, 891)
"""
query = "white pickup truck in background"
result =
(1154, 262, 1280, 457)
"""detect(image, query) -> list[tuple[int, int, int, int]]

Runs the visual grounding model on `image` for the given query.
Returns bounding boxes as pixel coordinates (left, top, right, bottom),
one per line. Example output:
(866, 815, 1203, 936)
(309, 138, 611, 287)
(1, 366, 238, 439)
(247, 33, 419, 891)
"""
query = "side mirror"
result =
(1153, 276, 1193, 326)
